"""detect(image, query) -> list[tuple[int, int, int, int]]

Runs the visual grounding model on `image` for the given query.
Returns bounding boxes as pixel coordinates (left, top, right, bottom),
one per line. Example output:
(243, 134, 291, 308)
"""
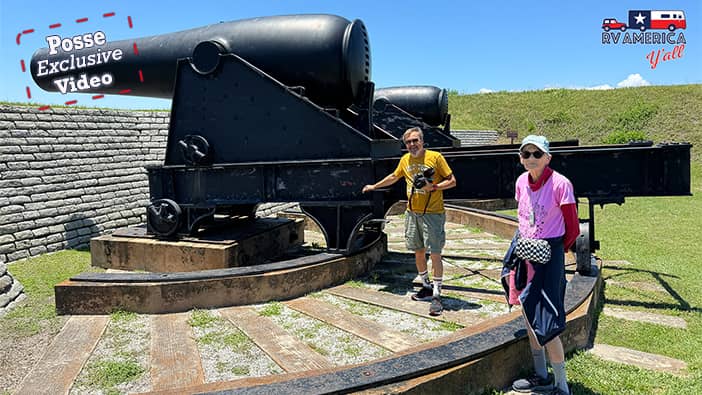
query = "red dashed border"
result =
(16, 12, 142, 111)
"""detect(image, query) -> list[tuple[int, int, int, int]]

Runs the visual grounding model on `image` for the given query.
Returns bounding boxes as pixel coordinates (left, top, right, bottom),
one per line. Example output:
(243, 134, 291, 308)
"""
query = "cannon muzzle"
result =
(30, 14, 370, 108)
(374, 86, 449, 126)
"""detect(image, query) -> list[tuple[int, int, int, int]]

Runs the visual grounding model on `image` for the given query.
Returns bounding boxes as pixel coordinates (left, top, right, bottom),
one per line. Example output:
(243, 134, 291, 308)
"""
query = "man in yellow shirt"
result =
(362, 127, 456, 315)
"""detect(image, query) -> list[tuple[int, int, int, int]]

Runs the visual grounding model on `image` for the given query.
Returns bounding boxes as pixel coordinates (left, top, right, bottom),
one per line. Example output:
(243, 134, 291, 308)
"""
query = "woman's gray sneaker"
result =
(429, 296, 443, 316)
(512, 373, 554, 392)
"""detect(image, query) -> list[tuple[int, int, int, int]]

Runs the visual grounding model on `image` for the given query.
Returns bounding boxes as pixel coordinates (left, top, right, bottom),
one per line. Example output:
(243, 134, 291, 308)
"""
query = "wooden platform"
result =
(90, 218, 304, 272)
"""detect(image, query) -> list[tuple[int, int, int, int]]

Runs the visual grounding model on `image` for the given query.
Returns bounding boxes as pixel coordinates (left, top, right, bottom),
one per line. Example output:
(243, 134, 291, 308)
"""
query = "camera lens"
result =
(413, 174, 427, 189)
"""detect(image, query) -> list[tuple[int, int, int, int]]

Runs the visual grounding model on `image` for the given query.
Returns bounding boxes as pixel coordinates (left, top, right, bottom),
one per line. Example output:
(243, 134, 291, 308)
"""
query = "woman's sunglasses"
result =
(520, 150, 545, 159)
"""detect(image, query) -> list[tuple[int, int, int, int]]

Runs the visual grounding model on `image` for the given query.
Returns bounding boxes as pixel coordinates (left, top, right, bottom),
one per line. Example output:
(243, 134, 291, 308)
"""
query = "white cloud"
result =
(545, 84, 613, 90)
(616, 73, 651, 88)
(586, 84, 614, 90)
(544, 74, 651, 91)
(470, 75, 648, 94)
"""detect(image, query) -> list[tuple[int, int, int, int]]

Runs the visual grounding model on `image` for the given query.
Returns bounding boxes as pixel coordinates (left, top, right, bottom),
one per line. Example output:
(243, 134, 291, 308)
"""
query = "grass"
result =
(110, 310, 138, 323)
(188, 309, 254, 355)
(463, 225, 484, 233)
(84, 359, 144, 391)
(258, 301, 283, 317)
(188, 309, 221, 328)
(435, 321, 462, 332)
(567, 352, 693, 394)
(228, 365, 250, 376)
(198, 330, 251, 352)
(566, 163, 702, 393)
(308, 343, 330, 356)
(106, 311, 144, 351)
(449, 85, 702, 160)
(346, 300, 382, 316)
(341, 338, 363, 357)
(345, 279, 367, 288)
(69, 307, 149, 394)
(1, 250, 96, 338)
(299, 321, 327, 340)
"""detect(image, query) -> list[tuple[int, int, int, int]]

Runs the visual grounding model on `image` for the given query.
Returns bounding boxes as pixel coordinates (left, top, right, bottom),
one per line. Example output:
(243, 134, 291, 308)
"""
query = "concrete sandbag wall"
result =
(0, 105, 170, 264)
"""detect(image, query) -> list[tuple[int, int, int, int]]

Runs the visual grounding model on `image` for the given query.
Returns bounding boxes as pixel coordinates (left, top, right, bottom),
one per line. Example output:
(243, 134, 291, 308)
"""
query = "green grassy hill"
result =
(449, 84, 702, 160)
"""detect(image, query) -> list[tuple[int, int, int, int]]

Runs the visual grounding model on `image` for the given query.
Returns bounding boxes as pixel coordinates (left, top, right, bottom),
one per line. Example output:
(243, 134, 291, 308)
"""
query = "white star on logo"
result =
(635, 12, 646, 24)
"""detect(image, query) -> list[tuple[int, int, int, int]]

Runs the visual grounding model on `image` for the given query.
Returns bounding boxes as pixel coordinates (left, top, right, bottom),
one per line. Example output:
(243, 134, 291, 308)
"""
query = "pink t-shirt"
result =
(509, 170, 575, 305)
(515, 170, 576, 239)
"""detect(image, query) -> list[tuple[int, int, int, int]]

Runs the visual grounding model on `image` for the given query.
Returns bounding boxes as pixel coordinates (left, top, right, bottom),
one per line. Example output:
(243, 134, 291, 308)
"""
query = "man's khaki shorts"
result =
(404, 211, 446, 254)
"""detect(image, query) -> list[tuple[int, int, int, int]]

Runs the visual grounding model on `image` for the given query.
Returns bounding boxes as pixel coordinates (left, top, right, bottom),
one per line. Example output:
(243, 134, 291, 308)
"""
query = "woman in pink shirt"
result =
(508, 135, 578, 395)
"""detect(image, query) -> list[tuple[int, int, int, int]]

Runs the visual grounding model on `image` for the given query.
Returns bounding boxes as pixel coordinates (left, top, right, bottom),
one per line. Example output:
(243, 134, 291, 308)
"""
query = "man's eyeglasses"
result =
(404, 138, 421, 145)
(520, 150, 545, 159)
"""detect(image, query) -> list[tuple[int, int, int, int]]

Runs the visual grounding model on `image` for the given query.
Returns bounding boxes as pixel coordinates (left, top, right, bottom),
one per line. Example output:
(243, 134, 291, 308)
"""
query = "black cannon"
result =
(31, 14, 370, 109)
(375, 86, 449, 126)
(373, 86, 459, 148)
(31, 14, 691, 271)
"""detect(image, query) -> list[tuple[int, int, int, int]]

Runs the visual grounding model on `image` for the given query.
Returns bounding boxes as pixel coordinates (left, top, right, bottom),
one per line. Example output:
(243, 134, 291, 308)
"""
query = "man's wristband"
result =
(432, 184, 439, 191)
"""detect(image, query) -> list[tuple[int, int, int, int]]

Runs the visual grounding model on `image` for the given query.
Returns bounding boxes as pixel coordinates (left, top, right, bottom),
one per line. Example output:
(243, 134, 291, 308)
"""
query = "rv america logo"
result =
(601, 10, 687, 69)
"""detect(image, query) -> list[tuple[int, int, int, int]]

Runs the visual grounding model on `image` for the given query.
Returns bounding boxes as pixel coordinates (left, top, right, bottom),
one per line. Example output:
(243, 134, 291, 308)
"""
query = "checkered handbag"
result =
(515, 238, 551, 264)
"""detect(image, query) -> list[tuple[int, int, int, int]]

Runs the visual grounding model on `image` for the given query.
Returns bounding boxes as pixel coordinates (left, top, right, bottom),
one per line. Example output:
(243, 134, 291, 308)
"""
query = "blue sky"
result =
(1, 0, 700, 110)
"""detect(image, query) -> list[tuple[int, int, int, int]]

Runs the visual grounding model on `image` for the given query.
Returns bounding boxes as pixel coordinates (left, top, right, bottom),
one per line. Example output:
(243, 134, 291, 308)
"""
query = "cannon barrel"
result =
(374, 86, 448, 126)
(30, 14, 370, 108)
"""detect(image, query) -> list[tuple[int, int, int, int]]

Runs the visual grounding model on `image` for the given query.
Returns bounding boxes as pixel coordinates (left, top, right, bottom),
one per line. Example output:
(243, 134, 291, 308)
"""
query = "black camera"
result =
(412, 167, 435, 189)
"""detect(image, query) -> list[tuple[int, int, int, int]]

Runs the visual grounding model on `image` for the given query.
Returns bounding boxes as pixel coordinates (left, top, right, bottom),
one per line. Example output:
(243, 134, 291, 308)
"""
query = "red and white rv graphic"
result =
(628, 10, 686, 31)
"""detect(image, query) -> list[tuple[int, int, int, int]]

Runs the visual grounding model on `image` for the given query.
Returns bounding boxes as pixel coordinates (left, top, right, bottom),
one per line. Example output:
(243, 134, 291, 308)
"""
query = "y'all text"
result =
(646, 44, 685, 69)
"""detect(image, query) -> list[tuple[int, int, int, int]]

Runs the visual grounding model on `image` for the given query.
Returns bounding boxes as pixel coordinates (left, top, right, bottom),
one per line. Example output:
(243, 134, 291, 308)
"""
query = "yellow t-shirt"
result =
(393, 150, 453, 214)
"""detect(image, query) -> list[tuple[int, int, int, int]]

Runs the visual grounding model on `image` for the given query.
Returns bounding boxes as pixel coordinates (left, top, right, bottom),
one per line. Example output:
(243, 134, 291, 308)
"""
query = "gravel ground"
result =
(442, 293, 513, 317)
(254, 302, 391, 366)
(315, 293, 459, 342)
(442, 248, 506, 259)
(444, 257, 502, 271)
(190, 309, 284, 383)
(449, 238, 510, 248)
(70, 312, 151, 395)
(445, 273, 505, 291)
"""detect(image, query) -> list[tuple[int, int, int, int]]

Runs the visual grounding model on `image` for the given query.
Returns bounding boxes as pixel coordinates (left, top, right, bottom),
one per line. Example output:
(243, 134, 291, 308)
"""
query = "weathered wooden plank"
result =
(150, 312, 204, 390)
(16, 315, 109, 395)
(285, 297, 419, 352)
(220, 306, 333, 372)
(327, 285, 483, 327)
